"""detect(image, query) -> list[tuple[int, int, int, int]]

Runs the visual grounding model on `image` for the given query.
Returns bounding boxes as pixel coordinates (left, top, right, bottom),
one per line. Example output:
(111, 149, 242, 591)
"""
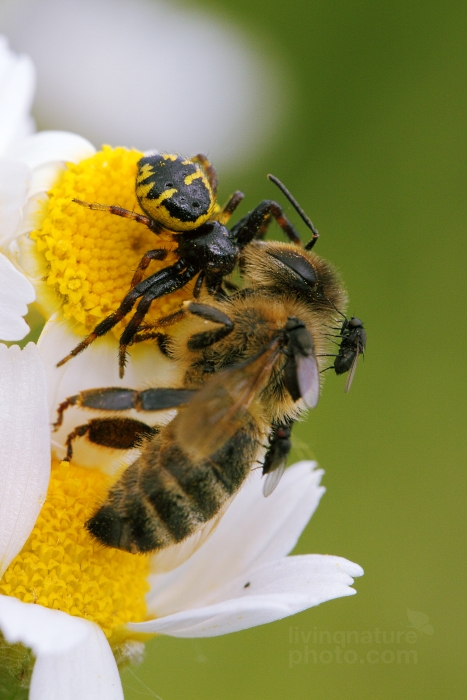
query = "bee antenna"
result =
(267, 174, 319, 250)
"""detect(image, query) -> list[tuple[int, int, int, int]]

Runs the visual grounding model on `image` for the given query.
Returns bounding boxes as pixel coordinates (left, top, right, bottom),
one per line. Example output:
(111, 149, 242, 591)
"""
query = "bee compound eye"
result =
(267, 249, 317, 287)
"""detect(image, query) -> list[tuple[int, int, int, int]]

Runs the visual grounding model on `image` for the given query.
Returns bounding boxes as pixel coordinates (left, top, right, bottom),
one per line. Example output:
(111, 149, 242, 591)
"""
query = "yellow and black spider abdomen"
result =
(136, 153, 215, 232)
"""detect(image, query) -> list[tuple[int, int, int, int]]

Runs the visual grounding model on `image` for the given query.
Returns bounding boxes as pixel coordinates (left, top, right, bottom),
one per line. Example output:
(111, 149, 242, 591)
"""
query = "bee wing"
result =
(175, 341, 281, 461)
(296, 352, 320, 408)
(150, 500, 230, 573)
(344, 348, 360, 393)
(262, 460, 286, 497)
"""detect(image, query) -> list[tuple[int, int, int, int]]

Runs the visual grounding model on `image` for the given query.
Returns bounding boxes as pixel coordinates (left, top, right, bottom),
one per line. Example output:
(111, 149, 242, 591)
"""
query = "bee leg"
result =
(190, 153, 218, 195)
(54, 387, 141, 429)
(135, 387, 197, 410)
(65, 422, 90, 460)
(229, 200, 302, 247)
(217, 191, 244, 225)
(64, 417, 157, 460)
(72, 199, 154, 230)
(184, 302, 234, 350)
(54, 386, 197, 431)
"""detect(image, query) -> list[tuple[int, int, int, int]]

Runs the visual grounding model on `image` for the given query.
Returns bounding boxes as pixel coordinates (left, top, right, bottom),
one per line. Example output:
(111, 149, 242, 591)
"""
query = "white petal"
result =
(0, 596, 123, 700)
(38, 317, 182, 470)
(0, 158, 31, 246)
(31, 622, 123, 700)
(0, 254, 35, 340)
(0, 343, 50, 576)
(15, 190, 49, 237)
(0, 37, 35, 157)
(11, 229, 62, 330)
(10, 131, 95, 169)
(27, 162, 66, 199)
(146, 461, 324, 616)
(129, 555, 363, 638)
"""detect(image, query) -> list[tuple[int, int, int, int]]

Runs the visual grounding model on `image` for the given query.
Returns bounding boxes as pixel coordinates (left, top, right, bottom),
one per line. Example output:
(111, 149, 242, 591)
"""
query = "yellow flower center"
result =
(31, 146, 194, 335)
(0, 460, 150, 643)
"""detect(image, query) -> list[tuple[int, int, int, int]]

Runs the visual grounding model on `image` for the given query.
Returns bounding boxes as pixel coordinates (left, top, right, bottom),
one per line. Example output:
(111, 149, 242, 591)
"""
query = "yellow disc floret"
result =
(0, 460, 150, 641)
(30, 146, 195, 335)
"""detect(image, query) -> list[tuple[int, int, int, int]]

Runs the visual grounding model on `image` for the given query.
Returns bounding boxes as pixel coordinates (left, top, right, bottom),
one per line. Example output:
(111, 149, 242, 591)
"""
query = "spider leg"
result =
(130, 248, 169, 288)
(229, 200, 302, 247)
(57, 260, 195, 368)
(217, 191, 244, 225)
(118, 263, 198, 375)
(190, 153, 218, 195)
(73, 199, 153, 229)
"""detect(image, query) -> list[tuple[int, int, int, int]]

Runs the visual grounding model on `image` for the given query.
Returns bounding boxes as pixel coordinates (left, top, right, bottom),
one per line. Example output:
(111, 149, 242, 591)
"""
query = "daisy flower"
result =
(0, 36, 36, 340)
(0, 37, 363, 700)
(0, 342, 362, 699)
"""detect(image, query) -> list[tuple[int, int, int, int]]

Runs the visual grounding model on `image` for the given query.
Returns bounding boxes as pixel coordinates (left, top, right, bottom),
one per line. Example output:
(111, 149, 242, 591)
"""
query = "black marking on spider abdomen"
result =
(137, 154, 212, 223)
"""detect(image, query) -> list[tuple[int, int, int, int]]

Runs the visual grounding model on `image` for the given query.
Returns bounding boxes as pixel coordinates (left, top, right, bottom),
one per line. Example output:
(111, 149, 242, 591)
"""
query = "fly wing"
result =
(296, 353, 320, 408)
(344, 348, 360, 393)
(262, 461, 286, 497)
(174, 341, 281, 461)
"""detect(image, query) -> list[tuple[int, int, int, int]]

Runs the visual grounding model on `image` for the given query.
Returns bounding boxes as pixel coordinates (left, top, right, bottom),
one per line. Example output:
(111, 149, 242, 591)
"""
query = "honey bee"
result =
(56, 220, 347, 553)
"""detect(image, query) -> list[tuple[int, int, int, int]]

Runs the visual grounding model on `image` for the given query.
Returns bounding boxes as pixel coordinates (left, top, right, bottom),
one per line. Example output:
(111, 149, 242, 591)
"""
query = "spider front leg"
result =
(73, 199, 154, 229)
(230, 200, 303, 247)
(130, 248, 170, 288)
(57, 258, 197, 371)
(217, 191, 244, 225)
(56, 248, 172, 368)
(190, 153, 218, 195)
(117, 261, 199, 376)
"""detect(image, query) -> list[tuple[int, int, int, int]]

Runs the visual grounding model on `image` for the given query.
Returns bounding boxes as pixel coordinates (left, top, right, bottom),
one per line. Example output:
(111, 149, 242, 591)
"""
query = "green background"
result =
(122, 1, 467, 698)
(18, 0, 467, 697)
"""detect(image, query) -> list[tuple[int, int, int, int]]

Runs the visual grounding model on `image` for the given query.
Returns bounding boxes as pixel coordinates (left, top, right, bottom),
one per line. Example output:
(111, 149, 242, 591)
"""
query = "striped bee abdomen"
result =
(85, 419, 260, 554)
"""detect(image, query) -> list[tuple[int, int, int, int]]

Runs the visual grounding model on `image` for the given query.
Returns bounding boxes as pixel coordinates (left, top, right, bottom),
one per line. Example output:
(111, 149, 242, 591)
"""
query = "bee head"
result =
(242, 241, 345, 312)
(135, 154, 216, 232)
